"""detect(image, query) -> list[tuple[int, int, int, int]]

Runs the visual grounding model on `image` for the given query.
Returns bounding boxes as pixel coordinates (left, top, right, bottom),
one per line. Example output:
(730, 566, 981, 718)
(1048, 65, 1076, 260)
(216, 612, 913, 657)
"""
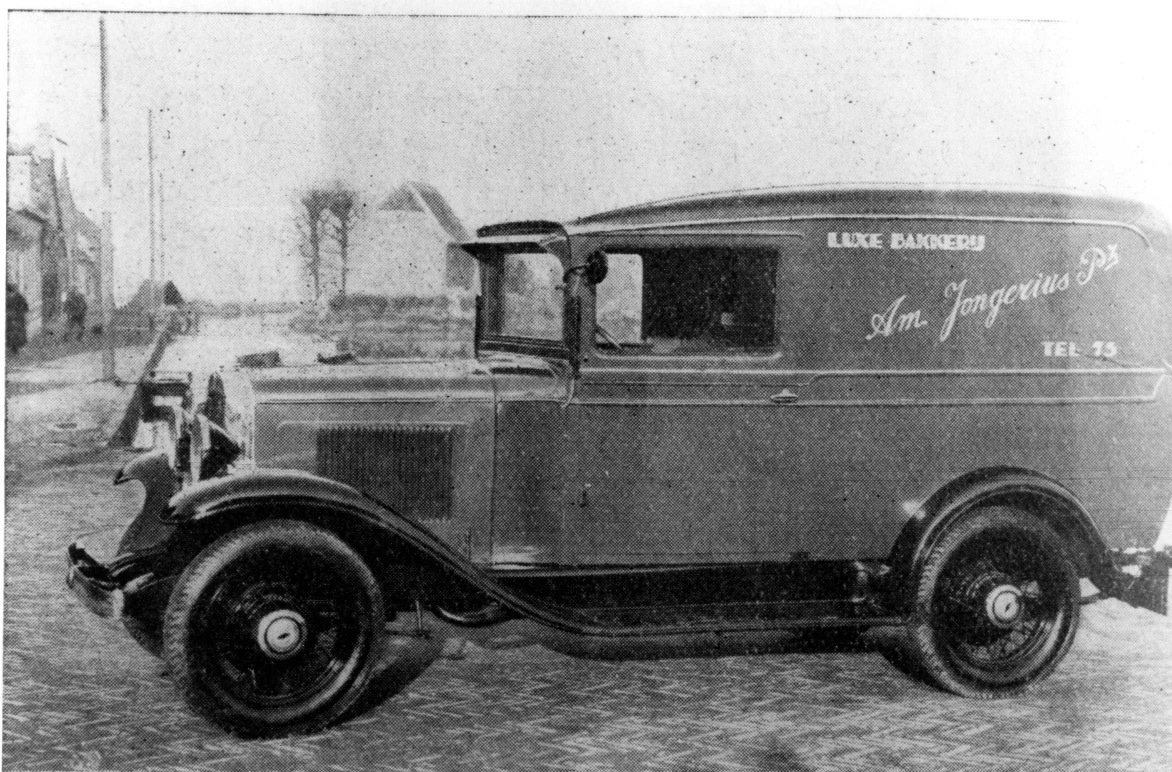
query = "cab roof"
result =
(475, 184, 1170, 246)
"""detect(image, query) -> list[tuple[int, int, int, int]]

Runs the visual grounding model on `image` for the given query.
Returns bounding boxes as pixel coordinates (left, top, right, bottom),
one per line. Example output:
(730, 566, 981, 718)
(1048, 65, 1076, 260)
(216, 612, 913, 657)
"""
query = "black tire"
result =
(905, 506, 1079, 698)
(163, 520, 385, 736)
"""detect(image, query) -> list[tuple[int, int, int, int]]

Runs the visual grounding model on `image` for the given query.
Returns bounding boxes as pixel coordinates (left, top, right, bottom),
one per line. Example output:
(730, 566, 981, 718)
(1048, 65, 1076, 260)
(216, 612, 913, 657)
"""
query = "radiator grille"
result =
(317, 424, 459, 520)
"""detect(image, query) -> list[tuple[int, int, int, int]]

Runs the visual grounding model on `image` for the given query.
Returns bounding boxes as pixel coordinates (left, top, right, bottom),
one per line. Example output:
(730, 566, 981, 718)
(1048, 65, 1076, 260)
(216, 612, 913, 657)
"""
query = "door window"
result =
(593, 247, 777, 355)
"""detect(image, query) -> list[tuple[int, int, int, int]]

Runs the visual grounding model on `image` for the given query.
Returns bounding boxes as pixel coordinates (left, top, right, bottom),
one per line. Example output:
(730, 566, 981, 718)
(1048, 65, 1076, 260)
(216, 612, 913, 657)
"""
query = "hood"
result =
(245, 357, 495, 405)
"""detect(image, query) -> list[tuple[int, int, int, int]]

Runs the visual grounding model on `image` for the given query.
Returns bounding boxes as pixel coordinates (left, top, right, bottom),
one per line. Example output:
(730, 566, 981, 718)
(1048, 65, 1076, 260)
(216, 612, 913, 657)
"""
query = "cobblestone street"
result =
(5, 443, 1172, 771)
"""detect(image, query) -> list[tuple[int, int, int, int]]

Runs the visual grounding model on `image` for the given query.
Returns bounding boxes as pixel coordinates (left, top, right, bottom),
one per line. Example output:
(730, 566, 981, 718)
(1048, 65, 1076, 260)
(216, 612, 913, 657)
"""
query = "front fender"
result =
(159, 470, 551, 625)
(161, 469, 483, 582)
(155, 471, 656, 638)
(115, 450, 180, 557)
(107, 463, 640, 638)
(165, 468, 397, 525)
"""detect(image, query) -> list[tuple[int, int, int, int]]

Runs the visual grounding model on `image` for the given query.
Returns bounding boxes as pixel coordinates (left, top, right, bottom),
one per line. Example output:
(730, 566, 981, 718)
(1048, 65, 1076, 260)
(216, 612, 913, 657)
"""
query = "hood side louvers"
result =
(316, 424, 460, 521)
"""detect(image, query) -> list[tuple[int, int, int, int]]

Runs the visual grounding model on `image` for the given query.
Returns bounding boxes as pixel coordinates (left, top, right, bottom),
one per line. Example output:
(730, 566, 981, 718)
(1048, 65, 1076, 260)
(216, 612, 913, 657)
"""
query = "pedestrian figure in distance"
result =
(64, 287, 87, 342)
(7, 283, 29, 356)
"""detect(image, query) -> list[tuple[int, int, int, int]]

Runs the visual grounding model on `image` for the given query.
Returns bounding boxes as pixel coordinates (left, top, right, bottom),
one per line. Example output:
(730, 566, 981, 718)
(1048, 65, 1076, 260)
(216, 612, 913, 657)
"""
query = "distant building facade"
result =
(6, 201, 46, 336)
(6, 131, 103, 335)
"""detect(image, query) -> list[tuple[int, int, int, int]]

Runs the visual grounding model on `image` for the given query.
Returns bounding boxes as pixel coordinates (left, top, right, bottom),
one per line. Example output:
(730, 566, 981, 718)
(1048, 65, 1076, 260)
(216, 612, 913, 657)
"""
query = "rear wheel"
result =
(163, 520, 385, 736)
(906, 507, 1079, 697)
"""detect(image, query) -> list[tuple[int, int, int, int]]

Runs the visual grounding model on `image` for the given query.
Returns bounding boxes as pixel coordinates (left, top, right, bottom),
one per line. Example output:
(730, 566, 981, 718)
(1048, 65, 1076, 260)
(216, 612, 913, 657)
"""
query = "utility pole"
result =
(159, 166, 167, 280)
(99, 15, 116, 380)
(148, 109, 156, 280)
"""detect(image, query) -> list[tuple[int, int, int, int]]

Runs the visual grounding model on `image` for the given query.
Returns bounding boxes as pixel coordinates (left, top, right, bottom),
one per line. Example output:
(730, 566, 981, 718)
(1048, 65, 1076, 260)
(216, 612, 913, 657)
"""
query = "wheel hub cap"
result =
(256, 609, 307, 659)
(985, 584, 1023, 627)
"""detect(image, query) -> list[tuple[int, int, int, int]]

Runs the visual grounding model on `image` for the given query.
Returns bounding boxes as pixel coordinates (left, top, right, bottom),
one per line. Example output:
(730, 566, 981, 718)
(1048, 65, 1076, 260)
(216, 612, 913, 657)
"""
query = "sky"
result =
(7, 11, 1172, 303)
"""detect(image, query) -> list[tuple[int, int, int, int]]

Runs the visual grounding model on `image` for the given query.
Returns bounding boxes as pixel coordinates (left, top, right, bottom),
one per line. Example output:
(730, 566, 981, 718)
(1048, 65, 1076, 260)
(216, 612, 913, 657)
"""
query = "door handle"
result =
(768, 388, 799, 404)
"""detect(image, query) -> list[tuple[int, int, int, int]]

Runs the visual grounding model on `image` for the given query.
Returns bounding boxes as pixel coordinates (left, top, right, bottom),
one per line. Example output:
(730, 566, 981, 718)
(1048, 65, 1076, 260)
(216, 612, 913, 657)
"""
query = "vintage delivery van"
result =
(68, 185, 1172, 736)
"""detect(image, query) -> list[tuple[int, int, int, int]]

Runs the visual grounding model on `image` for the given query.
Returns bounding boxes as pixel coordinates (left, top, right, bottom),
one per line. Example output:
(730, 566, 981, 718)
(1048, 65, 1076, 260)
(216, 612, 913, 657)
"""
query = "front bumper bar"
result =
(65, 542, 159, 620)
(66, 543, 125, 618)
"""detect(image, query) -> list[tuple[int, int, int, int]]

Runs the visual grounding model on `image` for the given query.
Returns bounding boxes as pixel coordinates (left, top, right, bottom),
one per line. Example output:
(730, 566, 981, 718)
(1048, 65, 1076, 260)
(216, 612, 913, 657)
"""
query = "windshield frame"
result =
(471, 238, 575, 361)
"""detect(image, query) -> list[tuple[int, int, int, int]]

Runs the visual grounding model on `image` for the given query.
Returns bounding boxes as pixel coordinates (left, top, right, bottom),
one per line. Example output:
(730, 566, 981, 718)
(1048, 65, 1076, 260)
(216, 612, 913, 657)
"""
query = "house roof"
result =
(379, 182, 469, 242)
(6, 152, 57, 223)
(118, 279, 182, 314)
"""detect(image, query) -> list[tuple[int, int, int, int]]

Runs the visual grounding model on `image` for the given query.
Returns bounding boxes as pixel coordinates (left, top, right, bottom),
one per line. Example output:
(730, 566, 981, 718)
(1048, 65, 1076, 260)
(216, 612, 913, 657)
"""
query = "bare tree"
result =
(296, 189, 331, 301)
(324, 182, 359, 296)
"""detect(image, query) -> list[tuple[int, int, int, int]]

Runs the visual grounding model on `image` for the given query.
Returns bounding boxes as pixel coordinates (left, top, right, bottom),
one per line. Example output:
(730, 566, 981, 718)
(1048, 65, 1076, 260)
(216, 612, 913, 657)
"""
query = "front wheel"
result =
(905, 507, 1079, 698)
(163, 520, 385, 736)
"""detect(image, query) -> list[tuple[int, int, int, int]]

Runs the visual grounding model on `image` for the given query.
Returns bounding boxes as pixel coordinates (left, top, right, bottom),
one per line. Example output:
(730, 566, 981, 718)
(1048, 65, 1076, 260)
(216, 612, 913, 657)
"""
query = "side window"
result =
(595, 254, 644, 345)
(593, 247, 777, 355)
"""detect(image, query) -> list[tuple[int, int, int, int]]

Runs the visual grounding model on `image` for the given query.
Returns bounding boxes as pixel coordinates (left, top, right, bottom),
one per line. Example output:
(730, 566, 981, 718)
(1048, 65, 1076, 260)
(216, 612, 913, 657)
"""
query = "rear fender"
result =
(886, 467, 1115, 611)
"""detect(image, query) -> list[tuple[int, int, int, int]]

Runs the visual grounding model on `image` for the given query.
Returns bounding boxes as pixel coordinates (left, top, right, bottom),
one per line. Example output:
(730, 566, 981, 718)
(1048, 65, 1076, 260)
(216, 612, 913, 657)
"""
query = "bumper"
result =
(65, 543, 125, 618)
(1111, 548, 1171, 615)
(66, 542, 159, 619)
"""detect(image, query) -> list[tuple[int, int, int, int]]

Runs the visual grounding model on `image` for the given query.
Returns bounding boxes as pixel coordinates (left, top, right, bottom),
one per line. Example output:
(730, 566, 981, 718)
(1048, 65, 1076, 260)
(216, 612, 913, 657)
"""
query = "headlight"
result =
(180, 371, 253, 482)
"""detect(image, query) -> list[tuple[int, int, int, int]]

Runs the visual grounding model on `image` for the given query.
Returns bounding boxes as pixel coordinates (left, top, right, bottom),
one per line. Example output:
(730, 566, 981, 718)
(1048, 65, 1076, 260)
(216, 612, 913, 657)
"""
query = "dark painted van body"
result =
(254, 187, 1172, 567)
(68, 185, 1172, 736)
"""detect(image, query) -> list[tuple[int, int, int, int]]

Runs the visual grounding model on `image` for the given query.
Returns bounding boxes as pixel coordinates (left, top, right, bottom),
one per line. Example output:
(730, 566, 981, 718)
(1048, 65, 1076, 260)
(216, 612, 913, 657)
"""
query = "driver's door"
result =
(556, 241, 812, 565)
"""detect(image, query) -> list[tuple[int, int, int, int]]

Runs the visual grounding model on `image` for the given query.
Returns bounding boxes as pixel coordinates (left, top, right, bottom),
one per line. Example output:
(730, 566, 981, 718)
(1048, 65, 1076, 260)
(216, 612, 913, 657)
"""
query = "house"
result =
(115, 278, 183, 331)
(315, 182, 474, 301)
(6, 134, 103, 335)
(6, 147, 59, 336)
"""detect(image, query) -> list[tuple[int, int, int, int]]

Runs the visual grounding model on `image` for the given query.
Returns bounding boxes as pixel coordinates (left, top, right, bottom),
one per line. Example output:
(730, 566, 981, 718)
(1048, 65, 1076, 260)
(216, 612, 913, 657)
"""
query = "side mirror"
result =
(583, 250, 609, 285)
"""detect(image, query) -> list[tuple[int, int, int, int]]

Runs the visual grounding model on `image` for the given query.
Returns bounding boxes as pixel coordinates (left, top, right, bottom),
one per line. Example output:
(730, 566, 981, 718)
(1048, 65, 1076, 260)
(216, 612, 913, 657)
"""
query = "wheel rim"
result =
(931, 527, 1074, 686)
(189, 543, 373, 719)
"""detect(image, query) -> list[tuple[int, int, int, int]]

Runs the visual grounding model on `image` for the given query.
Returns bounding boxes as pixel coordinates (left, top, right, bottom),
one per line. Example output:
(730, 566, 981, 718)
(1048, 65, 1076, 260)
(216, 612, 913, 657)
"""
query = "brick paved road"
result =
(6, 448, 1172, 772)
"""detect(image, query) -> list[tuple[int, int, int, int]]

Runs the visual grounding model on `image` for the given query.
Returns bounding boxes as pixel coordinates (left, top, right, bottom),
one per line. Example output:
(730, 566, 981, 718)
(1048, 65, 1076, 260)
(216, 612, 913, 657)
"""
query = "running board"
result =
(436, 589, 905, 640)
(394, 603, 907, 662)
(570, 599, 901, 634)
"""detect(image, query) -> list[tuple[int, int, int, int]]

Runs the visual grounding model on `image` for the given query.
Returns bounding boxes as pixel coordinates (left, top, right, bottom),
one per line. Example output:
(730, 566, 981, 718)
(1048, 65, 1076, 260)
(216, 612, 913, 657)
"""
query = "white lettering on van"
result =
(866, 295, 930, 340)
(939, 271, 1071, 341)
(890, 233, 985, 251)
(863, 243, 1123, 343)
(1043, 340, 1119, 358)
(1076, 244, 1120, 285)
(828, 232, 884, 248)
(830, 232, 987, 250)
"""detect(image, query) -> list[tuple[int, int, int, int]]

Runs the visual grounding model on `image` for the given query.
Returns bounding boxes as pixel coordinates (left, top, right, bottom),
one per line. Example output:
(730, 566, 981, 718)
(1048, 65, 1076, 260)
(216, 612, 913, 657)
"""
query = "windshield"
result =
(481, 250, 565, 344)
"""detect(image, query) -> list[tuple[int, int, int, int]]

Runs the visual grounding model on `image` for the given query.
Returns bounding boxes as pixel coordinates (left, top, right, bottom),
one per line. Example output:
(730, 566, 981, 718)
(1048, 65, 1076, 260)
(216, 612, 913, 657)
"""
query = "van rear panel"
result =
(780, 219, 1170, 370)
(779, 216, 1172, 552)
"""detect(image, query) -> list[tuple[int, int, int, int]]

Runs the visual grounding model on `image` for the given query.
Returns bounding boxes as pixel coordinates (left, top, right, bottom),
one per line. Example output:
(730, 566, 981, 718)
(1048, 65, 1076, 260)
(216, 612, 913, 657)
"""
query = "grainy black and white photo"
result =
(6, 5, 1172, 771)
